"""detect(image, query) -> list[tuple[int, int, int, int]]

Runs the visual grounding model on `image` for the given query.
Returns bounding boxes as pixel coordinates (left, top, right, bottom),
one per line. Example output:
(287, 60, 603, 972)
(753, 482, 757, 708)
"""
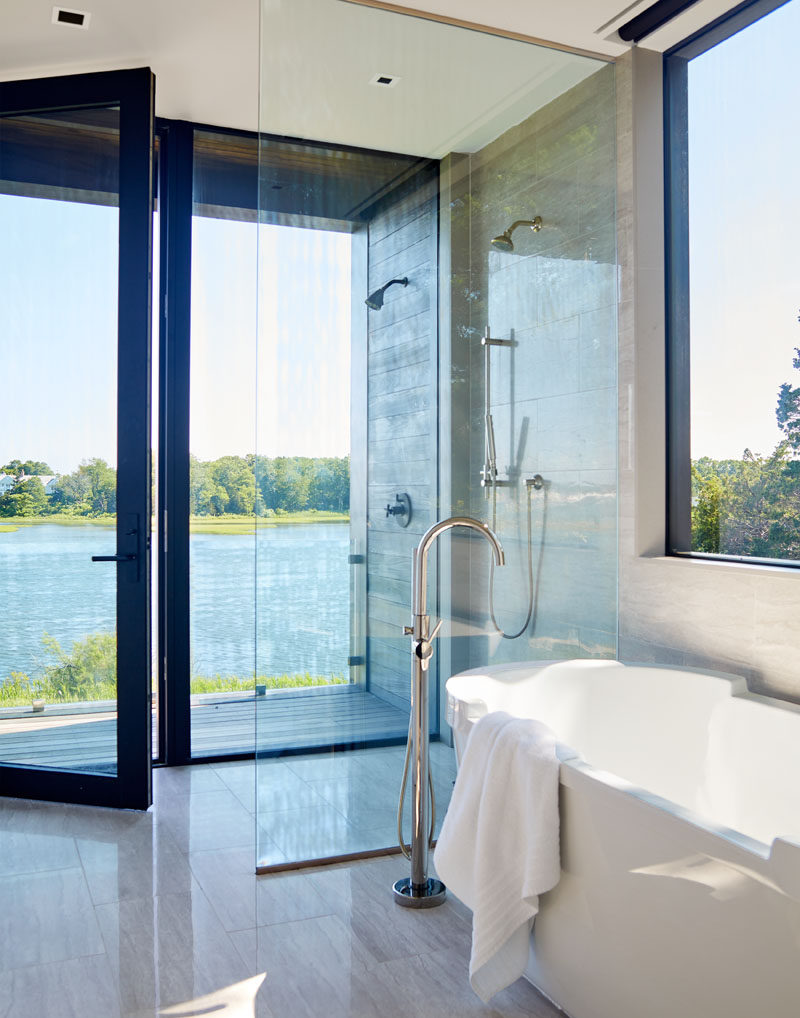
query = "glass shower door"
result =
(255, 0, 617, 871)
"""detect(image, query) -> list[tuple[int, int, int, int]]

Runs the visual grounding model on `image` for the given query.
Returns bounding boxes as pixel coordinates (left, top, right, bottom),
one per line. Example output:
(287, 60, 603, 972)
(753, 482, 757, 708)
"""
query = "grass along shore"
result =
(0, 511, 349, 536)
(1, 669, 349, 709)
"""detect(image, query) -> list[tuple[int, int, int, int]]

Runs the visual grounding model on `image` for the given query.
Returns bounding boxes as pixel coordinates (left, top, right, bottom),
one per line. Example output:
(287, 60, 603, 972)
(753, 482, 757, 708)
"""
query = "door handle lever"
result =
(91, 554, 137, 563)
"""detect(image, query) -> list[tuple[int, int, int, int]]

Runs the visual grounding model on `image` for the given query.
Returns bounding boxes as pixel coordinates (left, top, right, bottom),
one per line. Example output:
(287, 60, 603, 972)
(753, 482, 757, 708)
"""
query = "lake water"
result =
(0, 523, 350, 682)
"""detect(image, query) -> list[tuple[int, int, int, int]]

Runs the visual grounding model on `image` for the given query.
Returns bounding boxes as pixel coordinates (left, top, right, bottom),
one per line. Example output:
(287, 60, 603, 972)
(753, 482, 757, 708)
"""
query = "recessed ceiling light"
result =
(52, 7, 91, 29)
(369, 73, 400, 88)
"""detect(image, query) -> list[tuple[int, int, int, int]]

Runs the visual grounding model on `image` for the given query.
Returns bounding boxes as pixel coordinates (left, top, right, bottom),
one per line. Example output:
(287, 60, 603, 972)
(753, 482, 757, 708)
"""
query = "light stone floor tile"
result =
(0, 754, 567, 1018)
(255, 773, 331, 815)
(188, 846, 331, 932)
(257, 803, 378, 861)
(0, 954, 122, 1018)
(76, 822, 193, 905)
(281, 748, 399, 783)
(370, 945, 564, 1018)
(254, 830, 291, 868)
(306, 854, 474, 966)
(156, 788, 255, 853)
(255, 869, 333, 928)
(235, 913, 379, 1018)
(122, 974, 274, 1018)
(211, 759, 258, 811)
(0, 827, 81, 876)
(153, 763, 228, 797)
(94, 880, 252, 1014)
(0, 866, 105, 972)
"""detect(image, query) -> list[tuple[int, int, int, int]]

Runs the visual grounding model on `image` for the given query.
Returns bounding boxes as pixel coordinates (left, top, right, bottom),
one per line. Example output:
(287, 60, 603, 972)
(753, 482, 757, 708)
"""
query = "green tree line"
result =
(692, 342, 800, 559)
(0, 454, 349, 518)
(190, 454, 349, 515)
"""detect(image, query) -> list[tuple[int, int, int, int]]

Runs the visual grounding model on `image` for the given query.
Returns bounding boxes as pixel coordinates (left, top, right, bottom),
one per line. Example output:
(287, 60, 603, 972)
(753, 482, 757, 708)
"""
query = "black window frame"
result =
(664, 0, 799, 568)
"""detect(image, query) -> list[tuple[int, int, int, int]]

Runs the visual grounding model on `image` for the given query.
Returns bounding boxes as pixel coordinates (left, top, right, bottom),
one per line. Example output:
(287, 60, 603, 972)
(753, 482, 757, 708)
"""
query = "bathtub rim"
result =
(445, 658, 800, 875)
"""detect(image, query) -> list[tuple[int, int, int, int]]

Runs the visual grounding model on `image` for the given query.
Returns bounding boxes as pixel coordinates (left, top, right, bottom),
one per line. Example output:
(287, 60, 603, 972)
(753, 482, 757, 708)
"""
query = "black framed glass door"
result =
(0, 68, 155, 809)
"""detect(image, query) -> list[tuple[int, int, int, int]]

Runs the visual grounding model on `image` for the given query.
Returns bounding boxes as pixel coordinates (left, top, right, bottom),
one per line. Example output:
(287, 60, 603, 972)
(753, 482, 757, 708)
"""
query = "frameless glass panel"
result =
(257, 0, 616, 870)
(189, 129, 258, 758)
(0, 107, 120, 774)
(685, 0, 800, 561)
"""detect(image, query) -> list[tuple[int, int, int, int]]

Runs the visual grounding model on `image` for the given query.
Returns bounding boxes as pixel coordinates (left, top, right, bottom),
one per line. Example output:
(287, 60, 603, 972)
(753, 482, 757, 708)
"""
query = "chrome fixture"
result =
(480, 326, 514, 493)
(490, 217, 542, 252)
(393, 517, 505, 909)
(365, 276, 408, 310)
(480, 326, 547, 640)
(488, 474, 546, 640)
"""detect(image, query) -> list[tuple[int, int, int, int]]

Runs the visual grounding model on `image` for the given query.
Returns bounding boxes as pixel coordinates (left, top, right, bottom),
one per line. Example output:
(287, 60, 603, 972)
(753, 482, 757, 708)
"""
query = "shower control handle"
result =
(385, 493, 412, 527)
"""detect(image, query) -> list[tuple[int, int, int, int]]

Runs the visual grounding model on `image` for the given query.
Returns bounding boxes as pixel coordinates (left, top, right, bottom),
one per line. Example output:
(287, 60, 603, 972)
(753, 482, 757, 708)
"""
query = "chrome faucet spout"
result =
(413, 516, 504, 622)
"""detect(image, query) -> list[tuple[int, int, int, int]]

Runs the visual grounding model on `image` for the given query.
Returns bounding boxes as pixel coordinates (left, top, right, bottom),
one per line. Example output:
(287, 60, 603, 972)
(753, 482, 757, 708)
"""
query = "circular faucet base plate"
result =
(392, 877, 447, 908)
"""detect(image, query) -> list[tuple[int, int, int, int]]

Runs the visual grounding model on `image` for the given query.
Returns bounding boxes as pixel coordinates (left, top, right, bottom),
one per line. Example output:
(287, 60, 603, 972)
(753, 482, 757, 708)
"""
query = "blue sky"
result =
(1, 196, 351, 474)
(0, 195, 118, 474)
(688, 0, 800, 459)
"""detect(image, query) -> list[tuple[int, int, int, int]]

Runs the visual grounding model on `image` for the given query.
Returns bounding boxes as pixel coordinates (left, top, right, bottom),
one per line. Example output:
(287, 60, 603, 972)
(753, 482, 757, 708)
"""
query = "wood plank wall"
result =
(365, 169, 439, 711)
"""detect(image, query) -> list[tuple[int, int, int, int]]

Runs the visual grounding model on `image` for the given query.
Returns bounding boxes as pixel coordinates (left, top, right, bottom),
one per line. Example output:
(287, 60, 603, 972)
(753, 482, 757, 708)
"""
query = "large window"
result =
(666, 0, 800, 565)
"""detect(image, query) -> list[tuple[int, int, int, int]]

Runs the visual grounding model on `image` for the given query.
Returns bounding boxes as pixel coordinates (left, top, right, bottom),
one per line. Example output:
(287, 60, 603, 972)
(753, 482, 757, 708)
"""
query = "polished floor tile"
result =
(95, 881, 253, 1014)
(157, 788, 255, 853)
(0, 827, 81, 876)
(0, 866, 105, 971)
(77, 820, 192, 905)
(0, 752, 564, 1018)
(0, 954, 122, 1018)
(306, 855, 474, 966)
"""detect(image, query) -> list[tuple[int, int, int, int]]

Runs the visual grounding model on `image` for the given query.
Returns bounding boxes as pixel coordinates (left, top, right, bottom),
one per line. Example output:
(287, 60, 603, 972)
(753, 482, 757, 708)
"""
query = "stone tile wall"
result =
(442, 63, 619, 677)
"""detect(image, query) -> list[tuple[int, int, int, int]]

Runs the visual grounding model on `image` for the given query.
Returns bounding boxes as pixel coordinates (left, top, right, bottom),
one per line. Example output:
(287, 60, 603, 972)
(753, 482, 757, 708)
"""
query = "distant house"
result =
(0, 473, 59, 495)
(37, 475, 58, 495)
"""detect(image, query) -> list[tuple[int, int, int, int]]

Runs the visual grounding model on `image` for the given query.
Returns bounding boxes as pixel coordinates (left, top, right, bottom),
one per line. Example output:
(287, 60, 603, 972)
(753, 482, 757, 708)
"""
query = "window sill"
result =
(641, 553, 800, 580)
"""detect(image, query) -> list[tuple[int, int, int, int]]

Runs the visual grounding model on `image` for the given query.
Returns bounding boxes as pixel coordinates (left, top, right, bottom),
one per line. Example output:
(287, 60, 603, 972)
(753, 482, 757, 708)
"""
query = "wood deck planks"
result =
(0, 687, 409, 771)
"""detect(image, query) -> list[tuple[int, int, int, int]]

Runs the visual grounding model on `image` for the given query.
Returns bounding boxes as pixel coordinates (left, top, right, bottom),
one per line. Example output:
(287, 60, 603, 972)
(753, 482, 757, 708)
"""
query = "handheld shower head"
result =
(490, 217, 543, 253)
(365, 276, 408, 310)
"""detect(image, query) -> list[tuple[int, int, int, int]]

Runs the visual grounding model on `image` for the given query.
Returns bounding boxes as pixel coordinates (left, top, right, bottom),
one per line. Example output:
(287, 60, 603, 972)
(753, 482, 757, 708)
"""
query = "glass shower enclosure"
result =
(255, 0, 618, 871)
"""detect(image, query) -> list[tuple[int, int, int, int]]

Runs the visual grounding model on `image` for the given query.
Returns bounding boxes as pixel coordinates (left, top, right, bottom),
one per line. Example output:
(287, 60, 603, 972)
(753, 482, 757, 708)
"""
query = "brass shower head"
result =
(490, 217, 543, 252)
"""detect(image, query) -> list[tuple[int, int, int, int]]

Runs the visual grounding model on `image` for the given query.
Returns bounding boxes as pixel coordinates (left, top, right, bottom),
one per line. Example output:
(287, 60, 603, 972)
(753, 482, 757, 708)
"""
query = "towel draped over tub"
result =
(434, 710, 561, 1002)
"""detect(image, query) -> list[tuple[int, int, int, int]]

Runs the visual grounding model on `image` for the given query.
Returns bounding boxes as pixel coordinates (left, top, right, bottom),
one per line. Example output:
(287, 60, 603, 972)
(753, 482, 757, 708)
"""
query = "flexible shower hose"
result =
(488, 481, 537, 639)
(396, 715, 436, 859)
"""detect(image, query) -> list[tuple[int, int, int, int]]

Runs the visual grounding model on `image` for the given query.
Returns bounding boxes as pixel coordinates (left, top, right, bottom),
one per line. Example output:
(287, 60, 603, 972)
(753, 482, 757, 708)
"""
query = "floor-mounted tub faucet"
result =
(393, 516, 505, 908)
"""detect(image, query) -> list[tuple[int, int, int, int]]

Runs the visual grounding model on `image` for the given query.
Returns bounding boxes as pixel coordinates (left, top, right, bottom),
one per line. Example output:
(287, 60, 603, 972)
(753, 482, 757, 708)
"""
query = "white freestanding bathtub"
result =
(445, 659, 800, 1018)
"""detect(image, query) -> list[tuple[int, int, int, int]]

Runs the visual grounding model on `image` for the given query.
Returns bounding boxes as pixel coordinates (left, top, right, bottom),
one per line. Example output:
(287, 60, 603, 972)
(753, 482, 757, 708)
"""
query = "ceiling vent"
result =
(369, 73, 400, 88)
(52, 7, 91, 29)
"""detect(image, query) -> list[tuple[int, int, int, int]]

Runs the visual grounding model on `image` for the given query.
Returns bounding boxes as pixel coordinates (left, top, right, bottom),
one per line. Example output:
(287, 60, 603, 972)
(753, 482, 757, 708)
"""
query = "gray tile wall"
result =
(443, 64, 619, 674)
(366, 176, 439, 709)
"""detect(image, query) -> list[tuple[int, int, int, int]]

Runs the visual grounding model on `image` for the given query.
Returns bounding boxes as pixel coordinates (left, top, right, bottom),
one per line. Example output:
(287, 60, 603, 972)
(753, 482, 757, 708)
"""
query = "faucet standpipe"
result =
(393, 517, 504, 909)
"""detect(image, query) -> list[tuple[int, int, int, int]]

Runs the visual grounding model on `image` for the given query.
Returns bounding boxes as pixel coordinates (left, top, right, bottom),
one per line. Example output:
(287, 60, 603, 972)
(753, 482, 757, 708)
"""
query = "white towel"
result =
(434, 710, 560, 1003)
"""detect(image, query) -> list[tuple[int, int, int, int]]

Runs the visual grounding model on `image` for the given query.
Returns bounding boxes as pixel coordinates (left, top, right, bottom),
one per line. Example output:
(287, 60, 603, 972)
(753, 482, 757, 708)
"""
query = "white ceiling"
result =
(0, 0, 747, 147)
(341, 0, 751, 56)
(0, 0, 261, 131)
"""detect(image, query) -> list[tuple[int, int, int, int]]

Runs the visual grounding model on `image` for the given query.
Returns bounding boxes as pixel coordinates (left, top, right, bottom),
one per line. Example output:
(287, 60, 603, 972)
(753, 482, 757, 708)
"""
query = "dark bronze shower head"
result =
(365, 277, 408, 310)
